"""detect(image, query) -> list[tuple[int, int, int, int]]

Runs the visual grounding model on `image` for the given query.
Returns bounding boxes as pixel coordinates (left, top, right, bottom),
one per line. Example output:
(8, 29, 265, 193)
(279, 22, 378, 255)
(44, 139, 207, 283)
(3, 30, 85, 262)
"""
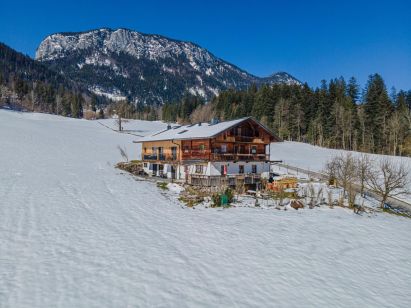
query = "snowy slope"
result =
(271, 141, 411, 173)
(271, 141, 411, 200)
(1, 110, 411, 307)
(98, 118, 170, 136)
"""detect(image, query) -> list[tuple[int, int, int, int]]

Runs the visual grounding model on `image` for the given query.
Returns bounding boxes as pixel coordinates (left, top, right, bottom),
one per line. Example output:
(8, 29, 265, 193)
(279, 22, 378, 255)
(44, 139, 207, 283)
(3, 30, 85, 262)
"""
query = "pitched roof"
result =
(135, 117, 279, 142)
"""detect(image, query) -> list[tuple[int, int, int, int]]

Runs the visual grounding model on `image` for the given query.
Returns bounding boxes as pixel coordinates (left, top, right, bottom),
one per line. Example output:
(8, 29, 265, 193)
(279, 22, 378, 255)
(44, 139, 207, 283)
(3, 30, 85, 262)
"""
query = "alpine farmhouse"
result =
(135, 117, 281, 188)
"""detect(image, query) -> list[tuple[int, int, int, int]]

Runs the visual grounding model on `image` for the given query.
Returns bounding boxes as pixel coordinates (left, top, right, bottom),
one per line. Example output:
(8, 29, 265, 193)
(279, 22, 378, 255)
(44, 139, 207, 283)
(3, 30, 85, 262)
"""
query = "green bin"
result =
(221, 194, 228, 206)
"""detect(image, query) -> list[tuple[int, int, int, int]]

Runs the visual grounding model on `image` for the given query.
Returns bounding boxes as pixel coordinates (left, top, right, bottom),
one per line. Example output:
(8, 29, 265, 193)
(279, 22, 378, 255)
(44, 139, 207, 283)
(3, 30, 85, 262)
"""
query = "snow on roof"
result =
(135, 117, 257, 142)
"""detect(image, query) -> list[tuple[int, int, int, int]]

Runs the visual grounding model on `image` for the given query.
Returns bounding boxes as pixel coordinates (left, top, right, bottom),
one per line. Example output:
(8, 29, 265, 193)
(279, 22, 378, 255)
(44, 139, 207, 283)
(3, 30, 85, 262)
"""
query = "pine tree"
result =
(91, 95, 97, 112)
(70, 93, 84, 118)
(347, 77, 359, 104)
(406, 90, 411, 110)
(363, 74, 392, 153)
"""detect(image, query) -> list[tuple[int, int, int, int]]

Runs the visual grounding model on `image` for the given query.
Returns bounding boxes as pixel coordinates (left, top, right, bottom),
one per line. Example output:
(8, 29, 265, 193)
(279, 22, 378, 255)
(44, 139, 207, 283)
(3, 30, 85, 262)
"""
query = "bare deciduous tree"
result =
(189, 103, 215, 123)
(355, 153, 373, 197)
(116, 116, 122, 131)
(366, 158, 410, 208)
(117, 145, 129, 162)
(325, 153, 356, 196)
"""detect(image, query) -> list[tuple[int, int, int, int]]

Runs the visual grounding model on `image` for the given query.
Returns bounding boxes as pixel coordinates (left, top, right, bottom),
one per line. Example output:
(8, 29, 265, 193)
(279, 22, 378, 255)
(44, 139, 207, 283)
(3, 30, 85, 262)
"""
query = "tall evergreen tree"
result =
(363, 74, 392, 152)
(347, 77, 359, 104)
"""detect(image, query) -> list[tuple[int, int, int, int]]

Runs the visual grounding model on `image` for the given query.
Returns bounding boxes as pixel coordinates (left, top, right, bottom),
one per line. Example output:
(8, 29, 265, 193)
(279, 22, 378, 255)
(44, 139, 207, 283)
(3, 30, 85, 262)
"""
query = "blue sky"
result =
(1, 0, 410, 90)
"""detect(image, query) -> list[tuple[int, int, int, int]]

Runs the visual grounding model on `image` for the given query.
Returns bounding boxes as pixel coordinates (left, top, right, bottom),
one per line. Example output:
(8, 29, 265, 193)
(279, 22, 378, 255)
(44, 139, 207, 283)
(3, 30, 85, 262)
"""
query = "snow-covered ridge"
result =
(35, 28, 301, 104)
(37, 28, 223, 70)
(35, 28, 299, 85)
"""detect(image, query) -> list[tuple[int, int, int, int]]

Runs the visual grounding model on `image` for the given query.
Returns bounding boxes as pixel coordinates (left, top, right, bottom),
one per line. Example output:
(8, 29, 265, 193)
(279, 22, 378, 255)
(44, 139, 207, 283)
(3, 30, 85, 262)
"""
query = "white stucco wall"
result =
(143, 161, 270, 180)
(211, 161, 270, 175)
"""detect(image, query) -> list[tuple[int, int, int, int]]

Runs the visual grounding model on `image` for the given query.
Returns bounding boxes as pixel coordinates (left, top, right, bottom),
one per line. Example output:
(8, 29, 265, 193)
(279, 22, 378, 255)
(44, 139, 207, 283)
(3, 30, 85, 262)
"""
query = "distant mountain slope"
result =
(36, 28, 300, 105)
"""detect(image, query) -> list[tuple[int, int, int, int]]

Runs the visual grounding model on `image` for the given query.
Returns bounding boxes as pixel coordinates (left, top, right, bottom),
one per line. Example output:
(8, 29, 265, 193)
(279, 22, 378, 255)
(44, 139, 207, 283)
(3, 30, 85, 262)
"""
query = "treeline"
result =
(202, 74, 411, 156)
(161, 95, 204, 122)
(131, 74, 411, 156)
(0, 76, 84, 117)
(107, 94, 205, 122)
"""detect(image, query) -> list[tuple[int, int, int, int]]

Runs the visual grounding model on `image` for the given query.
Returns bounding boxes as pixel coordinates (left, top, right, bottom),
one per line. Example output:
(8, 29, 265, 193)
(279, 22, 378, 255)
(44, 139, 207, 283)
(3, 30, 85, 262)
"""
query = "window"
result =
(199, 144, 206, 152)
(171, 147, 177, 159)
(251, 146, 257, 154)
(221, 144, 227, 153)
(143, 163, 147, 168)
(183, 145, 190, 153)
(239, 165, 244, 174)
(195, 165, 204, 173)
(252, 165, 257, 174)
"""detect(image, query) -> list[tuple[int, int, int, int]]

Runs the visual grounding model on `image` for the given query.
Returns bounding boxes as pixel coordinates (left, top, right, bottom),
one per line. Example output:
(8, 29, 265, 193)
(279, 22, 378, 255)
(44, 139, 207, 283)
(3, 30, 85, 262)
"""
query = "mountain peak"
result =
(36, 28, 301, 104)
(263, 72, 301, 85)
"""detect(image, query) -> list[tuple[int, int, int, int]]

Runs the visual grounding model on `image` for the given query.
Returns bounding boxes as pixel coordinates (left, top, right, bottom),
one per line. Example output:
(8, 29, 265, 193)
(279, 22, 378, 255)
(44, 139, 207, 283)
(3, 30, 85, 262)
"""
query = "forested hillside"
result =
(160, 75, 411, 156)
(0, 42, 100, 117)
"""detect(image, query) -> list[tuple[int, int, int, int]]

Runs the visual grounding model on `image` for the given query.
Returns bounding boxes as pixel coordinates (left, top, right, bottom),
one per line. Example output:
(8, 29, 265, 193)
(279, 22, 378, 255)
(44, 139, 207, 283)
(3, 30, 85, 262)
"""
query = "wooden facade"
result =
(141, 118, 277, 164)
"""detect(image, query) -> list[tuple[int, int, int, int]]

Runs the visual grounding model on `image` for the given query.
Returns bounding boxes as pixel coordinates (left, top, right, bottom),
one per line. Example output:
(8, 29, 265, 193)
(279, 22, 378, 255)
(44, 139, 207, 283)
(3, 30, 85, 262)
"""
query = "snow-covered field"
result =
(271, 141, 411, 174)
(1, 110, 411, 307)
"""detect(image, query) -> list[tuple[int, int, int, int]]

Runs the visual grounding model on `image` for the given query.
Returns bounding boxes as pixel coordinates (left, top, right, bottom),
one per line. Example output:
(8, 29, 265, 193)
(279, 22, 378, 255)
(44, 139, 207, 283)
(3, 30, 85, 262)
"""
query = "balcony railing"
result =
(143, 154, 177, 161)
(234, 136, 261, 143)
(144, 151, 268, 162)
(220, 135, 264, 143)
(212, 153, 269, 161)
(143, 154, 158, 160)
(182, 150, 210, 158)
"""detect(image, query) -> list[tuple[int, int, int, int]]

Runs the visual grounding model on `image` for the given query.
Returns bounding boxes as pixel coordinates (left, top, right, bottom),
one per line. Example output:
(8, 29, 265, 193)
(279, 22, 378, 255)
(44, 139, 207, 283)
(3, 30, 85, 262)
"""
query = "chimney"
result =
(167, 124, 172, 130)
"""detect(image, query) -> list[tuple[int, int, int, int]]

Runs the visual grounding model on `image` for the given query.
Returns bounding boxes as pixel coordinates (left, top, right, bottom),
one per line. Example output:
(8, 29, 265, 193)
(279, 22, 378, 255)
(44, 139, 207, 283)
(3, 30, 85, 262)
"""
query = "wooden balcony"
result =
(220, 136, 264, 143)
(143, 154, 177, 162)
(180, 150, 269, 162)
(211, 153, 269, 161)
(144, 151, 269, 162)
(182, 150, 210, 160)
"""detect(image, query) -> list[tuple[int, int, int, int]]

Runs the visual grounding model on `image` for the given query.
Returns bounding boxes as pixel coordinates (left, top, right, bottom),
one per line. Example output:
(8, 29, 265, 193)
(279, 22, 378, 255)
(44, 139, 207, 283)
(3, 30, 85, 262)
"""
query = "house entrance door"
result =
(171, 165, 176, 179)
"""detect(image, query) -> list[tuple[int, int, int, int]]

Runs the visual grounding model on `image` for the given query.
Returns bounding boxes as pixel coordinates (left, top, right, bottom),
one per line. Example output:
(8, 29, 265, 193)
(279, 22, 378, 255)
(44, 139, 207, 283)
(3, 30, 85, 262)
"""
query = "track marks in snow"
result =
(1, 111, 411, 307)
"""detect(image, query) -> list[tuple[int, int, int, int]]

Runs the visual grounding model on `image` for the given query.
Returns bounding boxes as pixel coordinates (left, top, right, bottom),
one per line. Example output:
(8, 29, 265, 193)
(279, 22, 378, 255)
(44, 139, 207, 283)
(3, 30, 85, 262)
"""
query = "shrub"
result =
(156, 182, 168, 190)
(211, 193, 221, 207)
(224, 187, 234, 203)
(83, 110, 96, 120)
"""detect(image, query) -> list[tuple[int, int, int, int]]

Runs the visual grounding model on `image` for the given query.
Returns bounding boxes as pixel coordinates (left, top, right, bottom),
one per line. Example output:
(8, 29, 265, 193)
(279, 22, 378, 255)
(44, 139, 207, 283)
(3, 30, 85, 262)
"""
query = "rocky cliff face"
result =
(36, 28, 300, 104)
